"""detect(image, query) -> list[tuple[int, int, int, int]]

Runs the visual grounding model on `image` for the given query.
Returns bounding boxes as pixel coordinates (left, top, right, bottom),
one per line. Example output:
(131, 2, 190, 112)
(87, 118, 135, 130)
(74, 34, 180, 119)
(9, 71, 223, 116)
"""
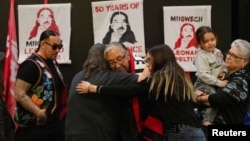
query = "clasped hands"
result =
(194, 90, 206, 102)
(76, 81, 91, 94)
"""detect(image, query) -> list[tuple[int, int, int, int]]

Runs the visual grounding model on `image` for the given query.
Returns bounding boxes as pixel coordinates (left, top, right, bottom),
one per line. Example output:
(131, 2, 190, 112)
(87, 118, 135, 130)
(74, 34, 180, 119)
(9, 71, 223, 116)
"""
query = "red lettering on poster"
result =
(130, 2, 139, 9)
(106, 4, 129, 12)
(24, 47, 36, 54)
(134, 46, 142, 52)
(127, 46, 143, 53)
(95, 2, 141, 13)
(95, 6, 104, 13)
(176, 56, 195, 62)
(175, 49, 198, 55)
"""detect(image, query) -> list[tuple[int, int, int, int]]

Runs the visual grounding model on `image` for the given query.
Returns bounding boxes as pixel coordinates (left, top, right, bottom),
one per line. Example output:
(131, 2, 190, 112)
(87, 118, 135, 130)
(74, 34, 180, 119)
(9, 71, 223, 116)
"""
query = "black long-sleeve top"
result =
(208, 68, 250, 124)
(98, 78, 202, 130)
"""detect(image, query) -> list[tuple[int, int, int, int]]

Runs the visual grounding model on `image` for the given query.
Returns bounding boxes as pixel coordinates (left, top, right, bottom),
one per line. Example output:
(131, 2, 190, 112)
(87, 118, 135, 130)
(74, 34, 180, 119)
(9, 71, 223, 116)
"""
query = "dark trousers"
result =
(14, 120, 65, 141)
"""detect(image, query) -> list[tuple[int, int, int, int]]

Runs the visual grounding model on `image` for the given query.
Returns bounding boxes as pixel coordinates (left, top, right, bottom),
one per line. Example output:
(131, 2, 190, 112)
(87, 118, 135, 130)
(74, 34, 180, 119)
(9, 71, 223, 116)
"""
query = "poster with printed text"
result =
(92, 0, 145, 57)
(18, 3, 71, 64)
(164, 6, 211, 71)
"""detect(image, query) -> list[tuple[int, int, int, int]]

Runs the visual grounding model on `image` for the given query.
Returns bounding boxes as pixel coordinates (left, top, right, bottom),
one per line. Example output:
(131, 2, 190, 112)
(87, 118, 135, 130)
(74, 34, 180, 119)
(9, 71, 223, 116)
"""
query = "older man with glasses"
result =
(66, 41, 147, 141)
(102, 42, 146, 140)
(14, 30, 68, 141)
(104, 42, 144, 73)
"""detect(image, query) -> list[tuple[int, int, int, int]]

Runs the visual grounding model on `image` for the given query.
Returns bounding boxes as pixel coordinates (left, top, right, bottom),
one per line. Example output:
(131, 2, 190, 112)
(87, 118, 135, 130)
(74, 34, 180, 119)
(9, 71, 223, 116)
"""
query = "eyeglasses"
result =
(108, 55, 126, 66)
(225, 51, 244, 60)
(44, 42, 63, 50)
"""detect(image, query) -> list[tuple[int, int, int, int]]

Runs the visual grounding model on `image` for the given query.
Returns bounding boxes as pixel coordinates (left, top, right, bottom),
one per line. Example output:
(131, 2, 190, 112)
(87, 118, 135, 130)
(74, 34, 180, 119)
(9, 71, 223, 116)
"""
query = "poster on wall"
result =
(164, 6, 211, 72)
(18, 3, 71, 64)
(92, 0, 146, 57)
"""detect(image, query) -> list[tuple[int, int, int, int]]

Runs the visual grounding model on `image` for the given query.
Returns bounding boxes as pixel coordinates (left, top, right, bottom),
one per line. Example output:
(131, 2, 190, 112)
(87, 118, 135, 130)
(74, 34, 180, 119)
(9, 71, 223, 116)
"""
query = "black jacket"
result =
(65, 70, 139, 141)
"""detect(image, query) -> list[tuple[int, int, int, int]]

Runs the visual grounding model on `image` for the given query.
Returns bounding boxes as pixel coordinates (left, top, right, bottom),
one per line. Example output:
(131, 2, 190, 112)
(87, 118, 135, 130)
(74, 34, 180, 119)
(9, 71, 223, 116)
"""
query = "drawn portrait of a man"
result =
(102, 11, 137, 45)
(174, 23, 197, 49)
(28, 7, 60, 40)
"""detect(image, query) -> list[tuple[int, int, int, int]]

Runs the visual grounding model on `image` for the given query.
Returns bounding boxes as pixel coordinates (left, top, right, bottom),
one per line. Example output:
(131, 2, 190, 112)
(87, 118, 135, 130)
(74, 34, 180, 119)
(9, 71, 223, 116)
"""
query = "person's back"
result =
(67, 70, 138, 141)
(77, 44, 206, 141)
(65, 43, 139, 141)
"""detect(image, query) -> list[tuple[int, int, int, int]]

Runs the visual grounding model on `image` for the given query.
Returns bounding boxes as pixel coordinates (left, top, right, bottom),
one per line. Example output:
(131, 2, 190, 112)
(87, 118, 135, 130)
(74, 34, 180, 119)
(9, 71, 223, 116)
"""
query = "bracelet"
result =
(97, 85, 103, 95)
(87, 84, 91, 93)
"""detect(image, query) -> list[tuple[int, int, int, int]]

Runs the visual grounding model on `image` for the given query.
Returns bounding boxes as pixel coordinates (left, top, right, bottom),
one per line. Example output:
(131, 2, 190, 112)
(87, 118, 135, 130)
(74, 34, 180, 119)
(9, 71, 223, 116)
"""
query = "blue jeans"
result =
(167, 126, 206, 141)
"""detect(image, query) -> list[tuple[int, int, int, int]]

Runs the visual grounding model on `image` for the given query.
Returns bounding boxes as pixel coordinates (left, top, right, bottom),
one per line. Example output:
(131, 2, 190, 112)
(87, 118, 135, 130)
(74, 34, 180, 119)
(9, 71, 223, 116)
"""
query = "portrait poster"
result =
(164, 6, 211, 71)
(18, 3, 71, 64)
(92, 0, 146, 57)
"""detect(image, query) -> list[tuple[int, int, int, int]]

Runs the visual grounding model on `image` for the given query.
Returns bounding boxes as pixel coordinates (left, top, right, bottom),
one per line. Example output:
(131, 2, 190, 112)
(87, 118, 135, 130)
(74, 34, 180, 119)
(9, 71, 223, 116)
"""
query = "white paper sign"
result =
(92, 0, 146, 57)
(18, 3, 72, 64)
(164, 6, 211, 71)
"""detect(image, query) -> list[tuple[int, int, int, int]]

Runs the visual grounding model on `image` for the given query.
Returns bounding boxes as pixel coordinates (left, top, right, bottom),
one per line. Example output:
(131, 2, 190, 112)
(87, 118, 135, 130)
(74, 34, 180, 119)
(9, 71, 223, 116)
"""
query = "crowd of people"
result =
(0, 28, 250, 141)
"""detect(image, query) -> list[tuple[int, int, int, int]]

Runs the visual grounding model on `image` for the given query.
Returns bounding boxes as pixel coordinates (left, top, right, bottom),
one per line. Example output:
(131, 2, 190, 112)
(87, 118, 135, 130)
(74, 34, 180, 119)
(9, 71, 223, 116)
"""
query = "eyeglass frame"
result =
(44, 41, 63, 50)
(108, 54, 126, 66)
(225, 51, 245, 60)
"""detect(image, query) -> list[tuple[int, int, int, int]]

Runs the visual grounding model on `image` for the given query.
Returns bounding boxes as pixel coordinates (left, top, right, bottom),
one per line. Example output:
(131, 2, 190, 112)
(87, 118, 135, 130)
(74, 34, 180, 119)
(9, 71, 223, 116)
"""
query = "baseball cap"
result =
(0, 51, 5, 61)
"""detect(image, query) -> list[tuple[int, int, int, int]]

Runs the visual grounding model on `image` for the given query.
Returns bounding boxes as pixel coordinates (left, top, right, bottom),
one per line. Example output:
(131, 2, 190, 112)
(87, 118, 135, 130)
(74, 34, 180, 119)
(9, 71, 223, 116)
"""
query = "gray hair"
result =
(231, 39, 250, 60)
(104, 42, 128, 59)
